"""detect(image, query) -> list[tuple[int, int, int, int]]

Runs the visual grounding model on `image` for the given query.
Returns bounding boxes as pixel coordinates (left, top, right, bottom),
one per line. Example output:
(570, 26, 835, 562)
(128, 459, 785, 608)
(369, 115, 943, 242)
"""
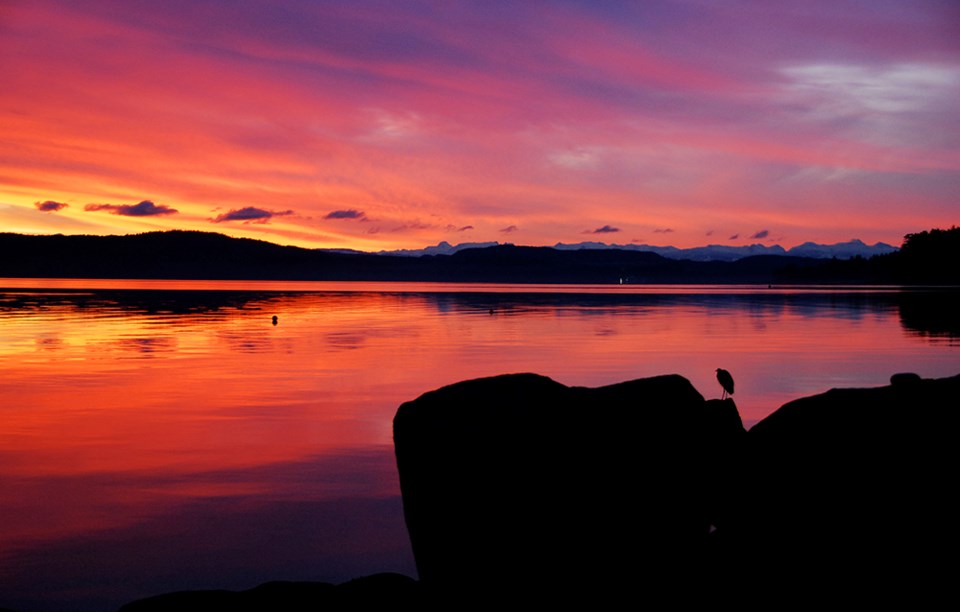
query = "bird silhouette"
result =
(716, 368, 734, 400)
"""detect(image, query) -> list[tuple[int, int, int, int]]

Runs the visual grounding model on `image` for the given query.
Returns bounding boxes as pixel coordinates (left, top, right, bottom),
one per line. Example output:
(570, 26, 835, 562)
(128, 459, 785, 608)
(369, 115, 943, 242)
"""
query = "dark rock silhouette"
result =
(393, 373, 745, 600)
(723, 372, 960, 604)
(890, 371, 922, 386)
(394, 371, 959, 604)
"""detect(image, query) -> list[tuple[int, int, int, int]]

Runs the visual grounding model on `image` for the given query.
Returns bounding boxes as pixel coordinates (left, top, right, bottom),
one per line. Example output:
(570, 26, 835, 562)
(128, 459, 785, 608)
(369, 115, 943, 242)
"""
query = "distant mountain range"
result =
(380, 239, 898, 261)
(1, 228, 955, 284)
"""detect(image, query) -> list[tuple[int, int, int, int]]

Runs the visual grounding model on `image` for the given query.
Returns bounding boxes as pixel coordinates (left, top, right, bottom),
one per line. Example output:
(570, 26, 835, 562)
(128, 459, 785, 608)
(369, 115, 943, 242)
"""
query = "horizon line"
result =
(2, 228, 903, 256)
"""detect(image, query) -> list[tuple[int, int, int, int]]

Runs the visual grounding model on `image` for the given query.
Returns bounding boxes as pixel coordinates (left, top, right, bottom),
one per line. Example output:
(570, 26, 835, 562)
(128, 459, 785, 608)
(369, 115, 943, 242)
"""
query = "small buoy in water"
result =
(272, 315, 278, 325)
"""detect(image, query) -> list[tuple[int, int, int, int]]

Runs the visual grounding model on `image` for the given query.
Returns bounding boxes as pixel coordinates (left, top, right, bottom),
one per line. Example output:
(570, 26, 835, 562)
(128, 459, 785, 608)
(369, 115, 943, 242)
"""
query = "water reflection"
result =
(898, 291, 960, 341)
(0, 281, 957, 611)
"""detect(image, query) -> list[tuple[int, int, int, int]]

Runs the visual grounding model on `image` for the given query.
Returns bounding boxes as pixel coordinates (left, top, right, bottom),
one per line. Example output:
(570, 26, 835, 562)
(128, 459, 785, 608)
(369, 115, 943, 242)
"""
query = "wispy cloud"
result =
(361, 109, 422, 143)
(782, 63, 959, 114)
(500, 225, 519, 234)
(391, 221, 433, 232)
(35, 200, 68, 212)
(85, 200, 177, 216)
(653, 228, 674, 234)
(548, 148, 602, 169)
(212, 207, 293, 224)
(751, 229, 769, 239)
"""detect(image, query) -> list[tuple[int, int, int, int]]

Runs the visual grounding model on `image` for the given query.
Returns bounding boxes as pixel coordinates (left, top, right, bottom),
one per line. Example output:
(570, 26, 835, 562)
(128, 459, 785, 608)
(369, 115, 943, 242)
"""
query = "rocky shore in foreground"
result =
(120, 371, 959, 610)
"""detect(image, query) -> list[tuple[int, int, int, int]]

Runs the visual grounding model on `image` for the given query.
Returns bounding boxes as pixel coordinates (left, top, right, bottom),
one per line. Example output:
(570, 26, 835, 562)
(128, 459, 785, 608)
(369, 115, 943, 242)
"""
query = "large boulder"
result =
(393, 373, 745, 599)
(726, 373, 960, 603)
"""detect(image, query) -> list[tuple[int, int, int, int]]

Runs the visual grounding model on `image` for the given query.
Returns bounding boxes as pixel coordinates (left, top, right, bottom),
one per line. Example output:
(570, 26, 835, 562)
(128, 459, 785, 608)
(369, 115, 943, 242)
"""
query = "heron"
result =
(716, 368, 734, 400)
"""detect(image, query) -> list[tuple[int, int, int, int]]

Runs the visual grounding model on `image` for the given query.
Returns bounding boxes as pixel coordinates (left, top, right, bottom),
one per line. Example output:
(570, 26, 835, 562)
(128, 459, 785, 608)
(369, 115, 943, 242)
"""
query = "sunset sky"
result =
(2, 0, 957, 251)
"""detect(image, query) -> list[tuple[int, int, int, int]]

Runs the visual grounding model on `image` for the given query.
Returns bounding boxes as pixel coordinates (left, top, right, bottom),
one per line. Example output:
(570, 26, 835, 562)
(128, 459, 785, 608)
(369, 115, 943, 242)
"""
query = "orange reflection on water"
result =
(1, 291, 415, 552)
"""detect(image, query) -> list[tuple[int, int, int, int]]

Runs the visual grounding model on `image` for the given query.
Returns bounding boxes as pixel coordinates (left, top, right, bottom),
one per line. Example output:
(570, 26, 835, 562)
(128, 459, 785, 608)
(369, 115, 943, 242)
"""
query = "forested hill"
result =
(0, 228, 956, 284)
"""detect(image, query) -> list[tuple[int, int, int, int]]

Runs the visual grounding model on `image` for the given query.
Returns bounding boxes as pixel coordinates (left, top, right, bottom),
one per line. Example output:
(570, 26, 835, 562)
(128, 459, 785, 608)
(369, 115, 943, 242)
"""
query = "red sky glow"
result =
(1, 0, 957, 251)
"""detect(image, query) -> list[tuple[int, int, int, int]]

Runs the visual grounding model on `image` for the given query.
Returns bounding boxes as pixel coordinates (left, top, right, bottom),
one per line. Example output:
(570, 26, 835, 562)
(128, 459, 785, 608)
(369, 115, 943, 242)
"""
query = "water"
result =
(1, 280, 957, 610)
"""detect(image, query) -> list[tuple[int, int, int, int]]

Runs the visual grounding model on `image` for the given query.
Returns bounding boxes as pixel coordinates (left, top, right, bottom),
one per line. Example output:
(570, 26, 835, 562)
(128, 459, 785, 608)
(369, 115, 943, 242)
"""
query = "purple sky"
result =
(2, 0, 957, 250)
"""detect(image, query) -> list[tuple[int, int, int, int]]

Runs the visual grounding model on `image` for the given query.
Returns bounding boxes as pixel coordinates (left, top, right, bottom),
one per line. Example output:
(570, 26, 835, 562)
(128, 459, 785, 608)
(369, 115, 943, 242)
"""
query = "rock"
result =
(727, 373, 960, 603)
(890, 371, 922, 386)
(393, 372, 745, 599)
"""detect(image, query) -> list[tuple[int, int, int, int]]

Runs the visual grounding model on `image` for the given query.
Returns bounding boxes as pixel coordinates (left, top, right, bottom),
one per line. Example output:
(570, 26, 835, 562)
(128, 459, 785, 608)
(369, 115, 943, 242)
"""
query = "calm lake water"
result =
(1, 279, 957, 611)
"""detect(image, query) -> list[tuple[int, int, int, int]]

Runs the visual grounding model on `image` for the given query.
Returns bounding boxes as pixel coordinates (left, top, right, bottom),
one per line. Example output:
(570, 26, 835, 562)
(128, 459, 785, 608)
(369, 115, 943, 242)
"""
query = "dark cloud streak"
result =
(35, 200, 69, 212)
(212, 207, 293, 224)
(84, 200, 177, 216)
(586, 225, 620, 234)
(324, 209, 366, 220)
